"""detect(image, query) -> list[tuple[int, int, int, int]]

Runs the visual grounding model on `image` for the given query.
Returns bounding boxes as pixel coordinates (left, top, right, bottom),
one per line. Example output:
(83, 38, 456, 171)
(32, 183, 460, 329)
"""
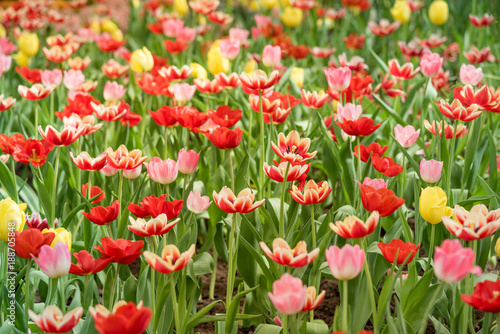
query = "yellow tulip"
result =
(281, 6, 303, 28)
(132, 0, 141, 8)
(290, 67, 304, 88)
(0, 198, 26, 242)
(495, 238, 500, 257)
(130, 47, 154, 72)
(316, 18, 334, 29)
(262, 0, 278, 9)
(174, 0, 189, 15)
(390, 0, 411, 24)
(280, 0, 290, 6)
(18, 32, 39, 57)
(43, 228, 72, 251)
(244, 58, 257, 75)
(207, 45, 229, 75)
(13, 52, 30, 67)
(101, 19, 119, 33)
(428, 0, 449, 25)
(0, 24, 6, 38)
(89, 21, 101, 34)
(419, 187, 452, 225)
(190, 62, 208, 80)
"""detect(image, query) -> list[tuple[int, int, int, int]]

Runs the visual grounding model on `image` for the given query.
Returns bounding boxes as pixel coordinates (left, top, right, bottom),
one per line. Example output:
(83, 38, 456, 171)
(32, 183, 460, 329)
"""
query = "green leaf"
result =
(186, 300, 222, 330)
(0, 161, 17, 199)
(254, 324, 282, 334)
(369, 48, 389, 73)
(234, 155, 250, 193)
(225, 286, 259, 334)
(372, 94, 406, 126)
(193, 252, 214, 276)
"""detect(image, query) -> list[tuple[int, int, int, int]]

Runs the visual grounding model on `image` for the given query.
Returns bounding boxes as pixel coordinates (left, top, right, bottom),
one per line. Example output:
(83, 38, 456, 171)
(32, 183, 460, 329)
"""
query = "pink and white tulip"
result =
(32, 241, 71, 278)
(177, 148, 200, 174)
(103, 81, 126, 102)
(324, 66, 351, 91)
(337, 103, 362, 122)
(420, 159, 443, 183)
(262, 45, 281, 67)
(433, 239, 481, 284)
(459, 64, 483, 86)
(187, 191, 212, 213)
(146, 157, 179, 184)
(325, 244, 364, 280)
(394, 124, 420, 148)
(419, 52, 443, 77)
(268, 273, 307, 315)
(41, 69, 63, 87)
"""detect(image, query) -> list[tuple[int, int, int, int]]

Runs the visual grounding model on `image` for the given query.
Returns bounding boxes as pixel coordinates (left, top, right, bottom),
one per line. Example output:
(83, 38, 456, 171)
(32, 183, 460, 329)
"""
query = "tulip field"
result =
(2, 0, 500, 333)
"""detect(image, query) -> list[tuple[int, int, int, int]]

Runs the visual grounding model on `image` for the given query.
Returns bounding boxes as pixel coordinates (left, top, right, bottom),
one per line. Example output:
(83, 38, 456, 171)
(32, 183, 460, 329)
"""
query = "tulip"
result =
(434, 239, 481, 283)
(419, 52, 443, 77)
(330, 211, 379, 239)
(82, 184, 106, 204)
(359, 184, 405, 217)
(146, 157, 179, 184)
(90, 301, 152, 334)
(324, 67, 351, 91)
(271, 130, 317, 163)
(462, 280, 500, 314)
(289, 180, 332, 205)
(123, 164, 143, 179)
(18, 84, 55, 100)
(268, 273, 307, 314)
(301, 286, 326, 312)
(359, 177, 388, 190)
(301, 90, 328, 109)
(337, 117, 381, 137)
(438, 99, 481, 122)
(70, 152, 107, 171)
(442, 204, 500, 241)
(219, 39, 240, 60)
(41, 69, 63, 87)
(264, 160, 310, 183)
(240, 69, 279, 95)
(204, 127, 243, 150)
(95, 237, 144, 265)
(38, 125, 84, 147)
(82, 201, 119, 226)
(262, 45, 282, 67)
(370, 154, 403, 177)
(419, 159, 443, 183)
(128, 195, 183, 219)
(100, 163, 119, 177)
(144, 244, 195, 274)
(177, 149, 200, 174)
(159, 65, 192, 81)
(0, 198, 26, 241)
(26, 212, 58, 231)
(129, 47, 154, 72)
(63, 69, 85, 91)
(186, 191, 212, 213)
(290, 67, 304, 88)
(419, 187, 452, 224)
(460, 64, 483, 86)
(128, 214, 179, 237)
(280, 6, 303, 28)
(13, 229, 55, 259)
(103, 81, 126, 102)
(190, 62, 208, 80)
(388, 59, 420, 80)
(259, 238, 319, 268)
(390, 0, 411, 24)
(208, 105, 242, 128)
(173, 83, 196, 103)
(0, 95, 15, 112)
(337, 103, 362, 122)
(213, 187, 265, 213)
(207, 45, 229, 75)
(19, 32, 39, 57)
(106, 145, 148, 170)
(377, 239, 419, 265)
(29, 306, 83, 334)
(394, 124, 420, 148)
(42, 227, 72, 250)
(68, 56, 91, 71)
(33, 241, 71, 278)
(174, 0, 189, 14)
(325, 244, 364, 280)
(428, 0, 449, 25)
(70, 250, 113, 276)
(353, 143, 388, 163)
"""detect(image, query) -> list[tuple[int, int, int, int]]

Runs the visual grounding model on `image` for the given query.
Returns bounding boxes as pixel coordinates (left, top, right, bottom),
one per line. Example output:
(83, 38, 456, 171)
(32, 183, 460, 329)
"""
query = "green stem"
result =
(418, 283, 444, 334)
(59, 277, 65, 312)
(104, 122, 110, 149)
(51, 147, 61, 228)
(164, 126, 169, 158)
(117, 169, 124, 237)
(446, 120, 458, 200)
(362, 238, 378, 332)
(282, 315, 289, 334)
(497, 313, 500, 334)
(209, 246, 218, 299)
(10, 158, 18, 202)
(356, 136, 362, 182)
(34, 102, 39, 139)
(342, 279, 348, 333)
(247, 104, 254, 153)
(426, 224, 436, 272)
(150, 237, 156, 331)
(279, 162, 290, 238)
(258, 89, 265, 199)
(310, 204, 316, 249)
(108, 264, 120, 309)
(226, 213, 237, 305)
(24, 259, 32, 324)
(170, 273, 182, 333)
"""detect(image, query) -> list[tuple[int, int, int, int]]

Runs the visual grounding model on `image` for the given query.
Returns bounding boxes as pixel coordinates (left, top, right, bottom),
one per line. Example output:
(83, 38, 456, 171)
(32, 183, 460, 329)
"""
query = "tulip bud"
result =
(130, 47, 154, 72)
(390, 0, 411, 24)
(42, 228, 72, 250)
(146, 157, 179, 184)
(33, 241, 71, 278)
(459, 64, 483, 86)
(177, 149, 200, 174)
(19, 32, 39, 57)
(290, 67, 304, 88)
(13, 51, 30, 67)
(174, 0, 189, 15)
(428, 0, 449, 25)
(268, 273, 307, 314)
(187, 191, 212, 213)
(207, 45, 229, 75)
(419, 52, 443, 77)
(0, 198, 27, 241)
(26, 212, 58, 231)
(280, 6, 303, 28)
(419, 186, 452, 224)
(190, 62, 208, 80)
(420, 159, 443, 183)
(262, 45, 281, 67)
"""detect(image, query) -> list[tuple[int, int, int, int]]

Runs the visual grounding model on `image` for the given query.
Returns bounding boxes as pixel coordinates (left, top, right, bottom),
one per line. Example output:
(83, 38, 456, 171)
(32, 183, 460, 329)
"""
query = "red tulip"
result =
(239, 69, 279, 95)
(204, 127, 243, 150)
(90, 301, 152, 334)
(136, 73, 170, 96)
(149, 106, 178, 127)
(12, 138, 54, 167)
(213, 187, 265, 214)
(264, 160, 310, 182)
(82, 184, 106, 204)
(377, 239, 419, 265)
(69, 250, 113, 276)
(106, 145, 148, 170)
(127, 195, 183, 219)
(18, 84, 55, 100)
(38, 125, 84, 146)
(144, 244, 195, 274)
(128, 214, 179, 237)
(353, 143, 388, 163)
(438, 99, 482, 122)
(0, 133, 26, 156)
(271, 130, 317, 164)
(208, 105, 242, 128)
(370, 154, 403, 177)
(301, 286, 326, 312)
(337, 117, 381, 137)
(95, 237, 144, 265)
(289, 180, 332, 205)
(13, 229, 55, 259)
(259, 238, 319, 268)
(158, 65, 192, 81)
(462, 280, 500, 313)
(388, 59, 420, 80)
(70, 152, 107, 171)
(329, 211, 379, 239)
(173, 106, 208, 130)
(359, 184, 405, 217)
(82, 200, 119, 225)
(15, 66, 42, 84)
(29, 306, 82, 334)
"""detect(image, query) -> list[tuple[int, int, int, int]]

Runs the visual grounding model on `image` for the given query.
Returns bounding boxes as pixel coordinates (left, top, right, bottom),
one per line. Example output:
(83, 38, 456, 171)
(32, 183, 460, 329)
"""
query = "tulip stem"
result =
(226, 213, 237, 306)
(497, 313, 500, 334)
(282, 314, 289, 334)
(228, 150, 235, 191)
(117, 169, 124, 238)
(279, 162, 290, 239)
(258, 89, 265, 199)
(342, 279, 348, 333)
(169, 273, 182, 334)
(150, 258, 156, 332)
(10, 158, 18, 202)
(310, 204, 316, 249)
(209, 246, 218, 299)
(247, 102, 254, 153)
(24, 259, 32, 323)
(51, 146, 61, 228)
(426, 224, 436, 272)
(58, 277, 65, 313)
(34, 101, 39, 139)
(108, 264, 120, 309)
(362, 238, 378, 332)
(356, 136, 362, 182)
(104, 122, 109, 149)
(446, 120, 458, 200)
(164, 126, 169, 158)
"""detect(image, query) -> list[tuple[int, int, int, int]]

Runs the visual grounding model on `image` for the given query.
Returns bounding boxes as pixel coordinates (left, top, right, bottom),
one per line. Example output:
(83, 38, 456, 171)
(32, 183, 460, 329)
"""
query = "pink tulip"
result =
(324, 66, 351, 91)
(162, 19, 184, 38)
(0, 37, 16, 55)
(394, 124, 420, 148)
(146, 157, 179, 184)
(325, 244, 364, 280)
(219, 39, 241, 60)
(123, 164, 142, 179)
(460, 64, 483, 86)
(63, 69, 85, 90)
(229, 28, 249, 43)
(68, 90, 87, 100)
(419, 52, 443, 77)
(187, 191, 212, 213)
(361, 177, 388, 190)
(41, 69, 62, 87)
(0, 54, 11, 73)
(177, 148, 200, 174)
(255, 15, 272, 28)
(177, 27, 196, 43)
(262, 45, 281, 67)
(32, 241, 71, 278)
(337, 103, 362, 122)
(103, 81, 126, 102)
(100, 163, 119, 177)
(173, 83, 196, 103)
(420, 159, 443, 183)
(433, 239, 481, 284)
(251, 27, 262, 39)
(268, 273, 307, 315)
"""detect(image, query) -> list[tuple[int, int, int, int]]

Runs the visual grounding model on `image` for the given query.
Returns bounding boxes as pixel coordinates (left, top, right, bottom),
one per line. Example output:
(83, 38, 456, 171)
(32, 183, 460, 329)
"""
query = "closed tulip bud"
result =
(420, 159, 443, 183)
(420, 52, 443, 77)
(101, 19, 119, 33)
(394, 124, 420, 148)
(146, 157, 179, 184)
(428, 0, 449, 25)
(187, 191, 212, 213)
(130, 47, 154, 72)
(13, 51, 30, 67)
(290, 67, 304, 88)
(100, 163, 119, 177)
(33, 241, 71, 278)
(19, 32, 39, 57)
(419, 187, 452, 224)
(325, 244, 364, 280)
(460, 64, 483, 86)
(281, 6, 303, 28)
(177, 148, 200, 174)
(190, 62, 208, 80)
(42, 227, 72, 250)
(262, 0, 279, 9)
(268, 273, 307, 314)
(174, 0, 189, 15)
(434, 239, 481, 283)
(0, 198, 27, 242)
(208, 46, 229, 75)
(262, 45, 281, 67)
(390, 0, 411, 24)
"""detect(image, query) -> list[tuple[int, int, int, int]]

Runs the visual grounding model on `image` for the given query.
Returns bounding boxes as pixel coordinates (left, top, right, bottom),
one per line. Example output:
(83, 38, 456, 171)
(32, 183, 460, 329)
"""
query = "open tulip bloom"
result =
(4, 2, 500, 334)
